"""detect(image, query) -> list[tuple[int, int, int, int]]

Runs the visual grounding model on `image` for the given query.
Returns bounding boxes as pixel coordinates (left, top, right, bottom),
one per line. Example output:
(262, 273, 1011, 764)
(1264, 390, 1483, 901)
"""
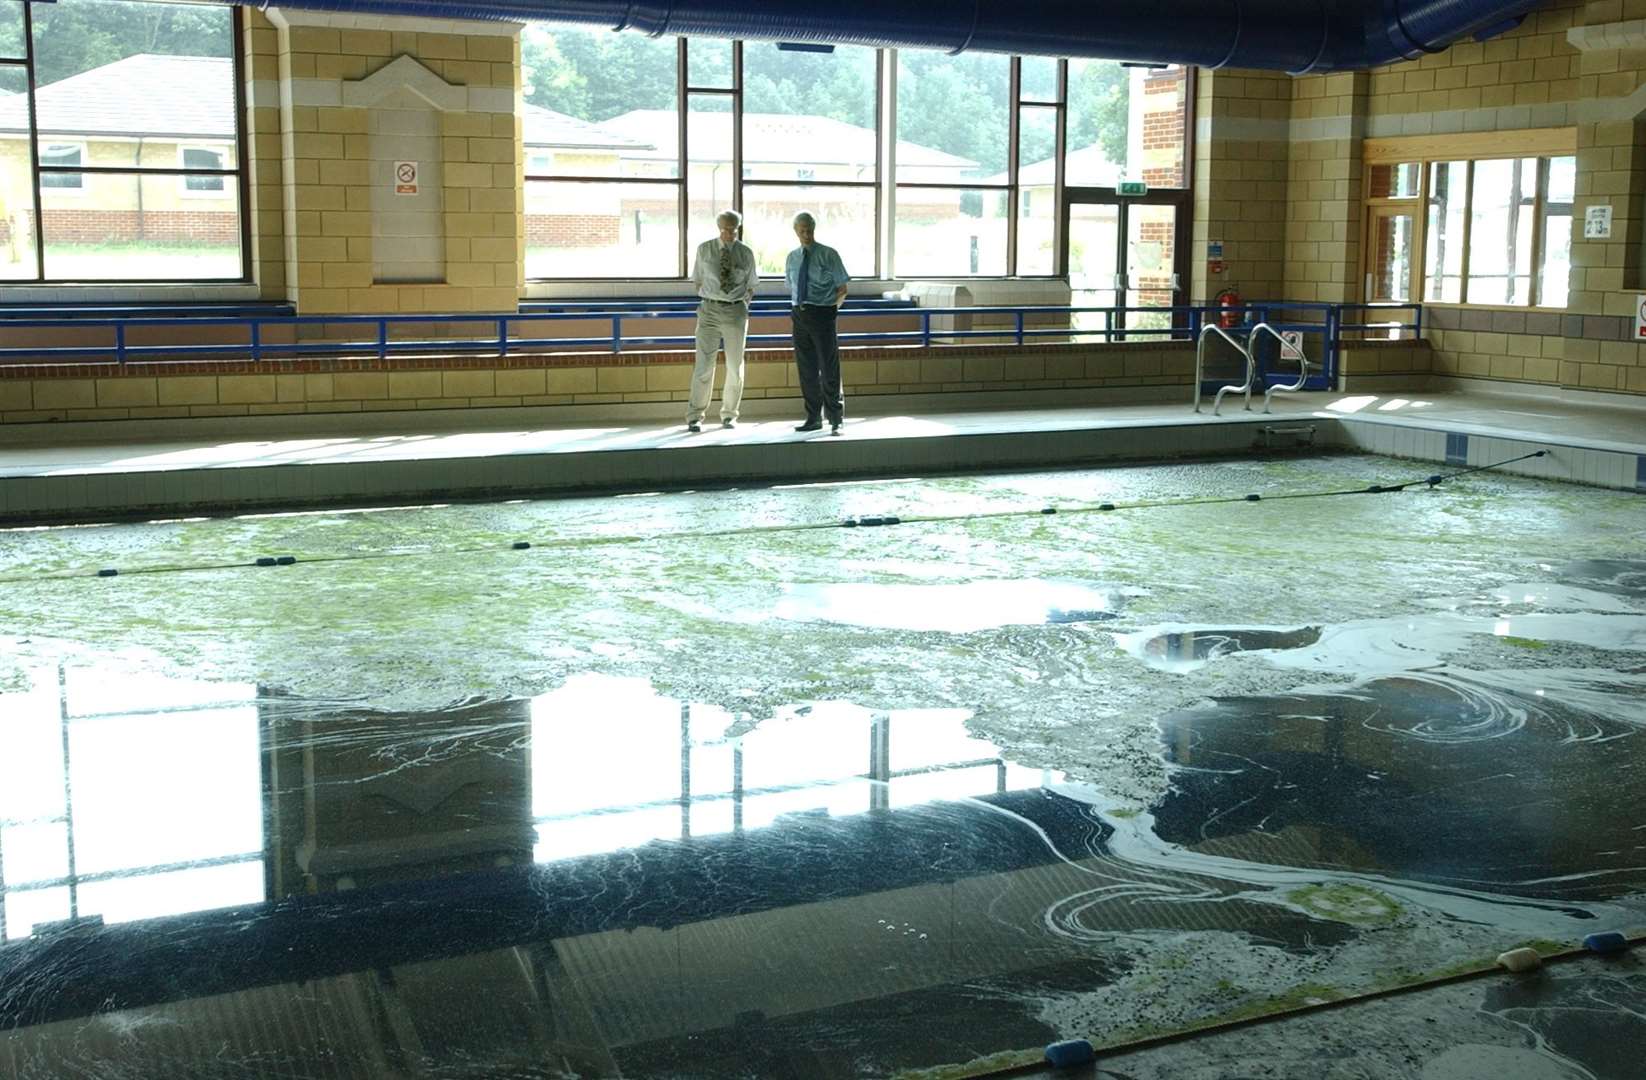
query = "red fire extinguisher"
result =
(1214, 287, 1242, 329)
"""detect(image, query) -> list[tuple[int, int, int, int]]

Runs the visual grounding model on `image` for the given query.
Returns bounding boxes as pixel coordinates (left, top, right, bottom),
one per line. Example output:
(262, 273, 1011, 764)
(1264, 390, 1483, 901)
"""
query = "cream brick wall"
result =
(0, 343, 1198, 425)
(1193, 69, 1290, 302)
(267, 11, 523, 316)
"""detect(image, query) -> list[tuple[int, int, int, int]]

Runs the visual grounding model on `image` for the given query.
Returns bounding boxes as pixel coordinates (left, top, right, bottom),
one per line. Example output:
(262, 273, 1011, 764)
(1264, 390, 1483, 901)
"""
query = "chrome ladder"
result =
(1247, 322, 1310, 414)
(1193, 323, 1253, 415)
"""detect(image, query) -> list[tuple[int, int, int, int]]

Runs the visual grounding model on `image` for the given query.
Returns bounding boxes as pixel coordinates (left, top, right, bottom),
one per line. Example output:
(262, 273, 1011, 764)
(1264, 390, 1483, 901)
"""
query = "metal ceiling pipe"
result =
(240, 0, 1549, 73)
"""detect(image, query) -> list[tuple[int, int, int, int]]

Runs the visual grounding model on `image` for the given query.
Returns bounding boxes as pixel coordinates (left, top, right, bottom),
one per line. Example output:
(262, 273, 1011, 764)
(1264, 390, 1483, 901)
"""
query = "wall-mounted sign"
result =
(1585, 204, 1613, 239)
(1117, 180, 1148, 196)
(1207, 239, 1225, 275)
(394, 160, 419, 196)
(1279, 330, 1305, 361)
(1635, 294, 1646, 339)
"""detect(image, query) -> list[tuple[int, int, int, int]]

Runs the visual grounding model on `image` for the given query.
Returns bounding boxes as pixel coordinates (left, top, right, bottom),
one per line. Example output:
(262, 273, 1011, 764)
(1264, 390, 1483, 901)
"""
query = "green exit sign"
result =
(1117, 180, 1148, 196)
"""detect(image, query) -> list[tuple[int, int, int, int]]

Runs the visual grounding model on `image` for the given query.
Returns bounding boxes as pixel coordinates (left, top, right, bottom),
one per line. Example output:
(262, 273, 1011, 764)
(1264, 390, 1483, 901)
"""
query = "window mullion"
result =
(1459, 160, 1473, 305)
(1530, 157, 1547, 306)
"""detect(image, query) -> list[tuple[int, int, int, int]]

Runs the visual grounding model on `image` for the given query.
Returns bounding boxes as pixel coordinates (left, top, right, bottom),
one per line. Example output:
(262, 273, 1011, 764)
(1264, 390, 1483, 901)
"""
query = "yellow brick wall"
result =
(1193, 69, 1290, 302)
(0, 342, 1197, 425)
(269, 16, 523, 315)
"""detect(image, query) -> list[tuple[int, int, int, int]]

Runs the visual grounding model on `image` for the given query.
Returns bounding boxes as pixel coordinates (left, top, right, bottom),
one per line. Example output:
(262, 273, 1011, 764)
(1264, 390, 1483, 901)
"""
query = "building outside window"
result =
(518, 25, 1192, 282)
(0, 0, 247, 282)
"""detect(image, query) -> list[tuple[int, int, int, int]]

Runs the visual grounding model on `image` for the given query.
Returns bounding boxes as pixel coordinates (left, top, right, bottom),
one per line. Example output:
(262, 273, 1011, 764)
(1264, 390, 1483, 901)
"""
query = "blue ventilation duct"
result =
(243, 0, 1547, 73)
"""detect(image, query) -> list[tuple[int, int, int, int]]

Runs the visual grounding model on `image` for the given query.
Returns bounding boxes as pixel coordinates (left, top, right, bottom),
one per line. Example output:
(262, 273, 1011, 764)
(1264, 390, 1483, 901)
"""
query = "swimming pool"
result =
(1, 452, 1642, 1077)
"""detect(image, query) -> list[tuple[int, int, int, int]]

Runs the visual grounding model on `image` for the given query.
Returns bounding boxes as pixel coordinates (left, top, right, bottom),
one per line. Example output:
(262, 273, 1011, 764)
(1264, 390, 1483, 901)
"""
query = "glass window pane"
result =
(1424, 160, 1466, 303)
(1067, 61, 1187, 189)
(893, 187, 1006, 276)
(4, 886, 70, 943)
(1539, 213, 1570, 308)
(742, 184, 874, 278)
(0, 1, 24, 59)
(1370, 212, 1415, 303)
(0, 821, 70, 885)
(31, 0, 237, 162)
(687, 93, 734, 246)
(1546, 154, 1575, 204)
(1017, 107, 1058, 274)
(40, 142, 83, 185)
(520, 25, 679, 179)
(41, 171, 243, 280)
(686, 37, 732, 89)
(78, 859, 263, 926)
(181, 145, 227, 193)
(1125, 202, 1179, 329)
(525, 180, 680, 278)
(896, 48, 1008, 183)
(1369, 162, 1420, 199)
(744, 41, 877, 181)
(67, 707, 261, 876)
(1467, 157, 1536, 306)
(1020, 56, 1059, 103)
(0, 65, 35, 279)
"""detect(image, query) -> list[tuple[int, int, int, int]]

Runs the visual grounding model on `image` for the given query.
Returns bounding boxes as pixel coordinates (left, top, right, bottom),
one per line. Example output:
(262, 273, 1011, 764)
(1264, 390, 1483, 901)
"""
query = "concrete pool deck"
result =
(0, 385, 1642, 523)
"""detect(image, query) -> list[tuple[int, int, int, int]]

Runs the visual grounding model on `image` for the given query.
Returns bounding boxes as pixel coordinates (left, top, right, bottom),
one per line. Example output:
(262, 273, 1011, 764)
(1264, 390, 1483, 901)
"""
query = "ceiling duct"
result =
(237, 0, 1545, 72)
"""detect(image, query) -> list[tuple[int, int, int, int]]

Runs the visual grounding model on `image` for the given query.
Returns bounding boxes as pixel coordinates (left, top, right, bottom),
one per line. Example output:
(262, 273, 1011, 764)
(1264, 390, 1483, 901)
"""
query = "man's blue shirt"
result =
(785, 242, 850, 306)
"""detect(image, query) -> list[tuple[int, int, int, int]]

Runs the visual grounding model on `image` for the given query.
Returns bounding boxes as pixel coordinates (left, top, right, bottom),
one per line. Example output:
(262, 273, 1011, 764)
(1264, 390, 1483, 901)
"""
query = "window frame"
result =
(6, 0, 251, 284)
(1361, 129, 1576, 310)
(37, 141, 85, 191)
(518, 28, 1195, 285)
(178, 145, 229, 196)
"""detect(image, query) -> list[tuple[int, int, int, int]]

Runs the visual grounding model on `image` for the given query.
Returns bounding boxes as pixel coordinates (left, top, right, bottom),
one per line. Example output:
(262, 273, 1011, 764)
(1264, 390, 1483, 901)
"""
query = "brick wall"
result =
(0, 339, 1197, 425)
(1141, 67, 1188, 188)
(524, 214, 621, 247)
(40, 209, 239, 245)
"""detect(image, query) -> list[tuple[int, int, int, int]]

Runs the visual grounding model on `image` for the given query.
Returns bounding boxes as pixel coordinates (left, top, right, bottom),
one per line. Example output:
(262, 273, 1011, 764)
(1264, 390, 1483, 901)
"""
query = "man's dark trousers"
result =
(791, 304, 844, 425)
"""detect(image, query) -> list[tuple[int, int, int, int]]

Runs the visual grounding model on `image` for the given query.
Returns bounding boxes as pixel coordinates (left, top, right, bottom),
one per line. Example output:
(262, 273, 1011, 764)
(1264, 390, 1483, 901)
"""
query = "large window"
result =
(1363, 136, 1573, 309)
(0, 666, 264, 942)
(518, 26, 1193, 282)
(0, 0, 247, 282)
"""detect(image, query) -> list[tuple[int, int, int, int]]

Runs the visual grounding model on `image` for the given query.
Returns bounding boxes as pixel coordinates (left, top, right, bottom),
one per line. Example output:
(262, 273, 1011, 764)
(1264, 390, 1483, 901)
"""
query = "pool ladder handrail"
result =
(1248, 322, 1309, 414)
(1194, 323, 1253, 415)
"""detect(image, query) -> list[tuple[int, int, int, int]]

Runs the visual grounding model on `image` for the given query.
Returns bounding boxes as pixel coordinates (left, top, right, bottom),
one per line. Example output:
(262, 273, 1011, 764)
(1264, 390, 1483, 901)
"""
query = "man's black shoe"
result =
(830, 423, 841, 436)
(794, 420, 823, 432)
(687, 421, 701, 433)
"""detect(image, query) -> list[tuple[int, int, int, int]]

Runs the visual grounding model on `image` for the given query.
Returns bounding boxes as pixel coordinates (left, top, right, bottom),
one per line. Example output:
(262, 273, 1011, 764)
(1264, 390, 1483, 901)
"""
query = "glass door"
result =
(1064, 194, 1187, 341)
(1067, 202, 1120, 339)
(1124, 202, 1179, 337)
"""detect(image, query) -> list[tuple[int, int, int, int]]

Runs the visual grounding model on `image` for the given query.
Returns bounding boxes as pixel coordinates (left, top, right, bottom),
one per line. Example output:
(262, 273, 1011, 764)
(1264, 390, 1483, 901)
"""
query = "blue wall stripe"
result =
(1445, 432, 1469, 466)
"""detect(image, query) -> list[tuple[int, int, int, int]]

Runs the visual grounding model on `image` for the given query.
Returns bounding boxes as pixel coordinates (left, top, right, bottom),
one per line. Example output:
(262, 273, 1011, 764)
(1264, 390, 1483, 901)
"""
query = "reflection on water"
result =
(1153, 673, 1646, 903)
(1118, 624, 1323, 672)
(772, 579, 1119, 631)
(3, 561, 1646, 1080)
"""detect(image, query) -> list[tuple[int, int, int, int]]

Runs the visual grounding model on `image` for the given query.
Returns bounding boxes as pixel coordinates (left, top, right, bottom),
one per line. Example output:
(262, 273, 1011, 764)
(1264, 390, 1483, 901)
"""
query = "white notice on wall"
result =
(1279, 330, 1305, 361)
(394, 161, 419, 196)
(1635, 295, 1646, 340)
(1585, 204, 1613, 239)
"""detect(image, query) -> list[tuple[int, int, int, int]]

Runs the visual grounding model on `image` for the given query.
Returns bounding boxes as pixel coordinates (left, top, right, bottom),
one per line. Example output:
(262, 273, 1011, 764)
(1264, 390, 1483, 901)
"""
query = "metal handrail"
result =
(1247, 321, 1309, 414)
(1194, 323, 1252, 415)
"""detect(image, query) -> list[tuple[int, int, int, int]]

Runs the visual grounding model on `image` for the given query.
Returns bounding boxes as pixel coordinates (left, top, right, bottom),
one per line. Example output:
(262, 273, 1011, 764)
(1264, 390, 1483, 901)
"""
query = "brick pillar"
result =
(1283, 71, 1368, 304)
(1191, 69, 1291, 303)
(267, 9, 523, 316)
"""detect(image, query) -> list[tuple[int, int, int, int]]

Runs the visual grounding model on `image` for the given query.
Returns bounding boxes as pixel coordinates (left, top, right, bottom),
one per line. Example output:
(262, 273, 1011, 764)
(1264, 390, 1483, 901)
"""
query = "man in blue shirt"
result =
(784, 211, 850, 434)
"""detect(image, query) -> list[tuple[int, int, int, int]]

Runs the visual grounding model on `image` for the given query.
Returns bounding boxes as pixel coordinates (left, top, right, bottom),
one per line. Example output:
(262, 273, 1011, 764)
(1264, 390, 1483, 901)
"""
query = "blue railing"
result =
(0, 301, 1421, 389)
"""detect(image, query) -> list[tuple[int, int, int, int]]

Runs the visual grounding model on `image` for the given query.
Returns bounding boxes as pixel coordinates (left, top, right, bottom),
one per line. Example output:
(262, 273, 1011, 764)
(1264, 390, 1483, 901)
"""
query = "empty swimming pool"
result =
(1, 452, 1643, 1078)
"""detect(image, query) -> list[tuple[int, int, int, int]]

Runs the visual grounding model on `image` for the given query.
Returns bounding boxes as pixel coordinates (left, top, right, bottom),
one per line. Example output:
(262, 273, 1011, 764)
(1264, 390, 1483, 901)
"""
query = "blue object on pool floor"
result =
(1584, 931, 1628, 953)
(1044, 1038, 1095, 1069)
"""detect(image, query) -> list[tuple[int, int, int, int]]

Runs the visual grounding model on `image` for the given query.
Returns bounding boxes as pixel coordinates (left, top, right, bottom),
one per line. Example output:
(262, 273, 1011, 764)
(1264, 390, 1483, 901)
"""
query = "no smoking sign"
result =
(394, 160, 419, 196)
